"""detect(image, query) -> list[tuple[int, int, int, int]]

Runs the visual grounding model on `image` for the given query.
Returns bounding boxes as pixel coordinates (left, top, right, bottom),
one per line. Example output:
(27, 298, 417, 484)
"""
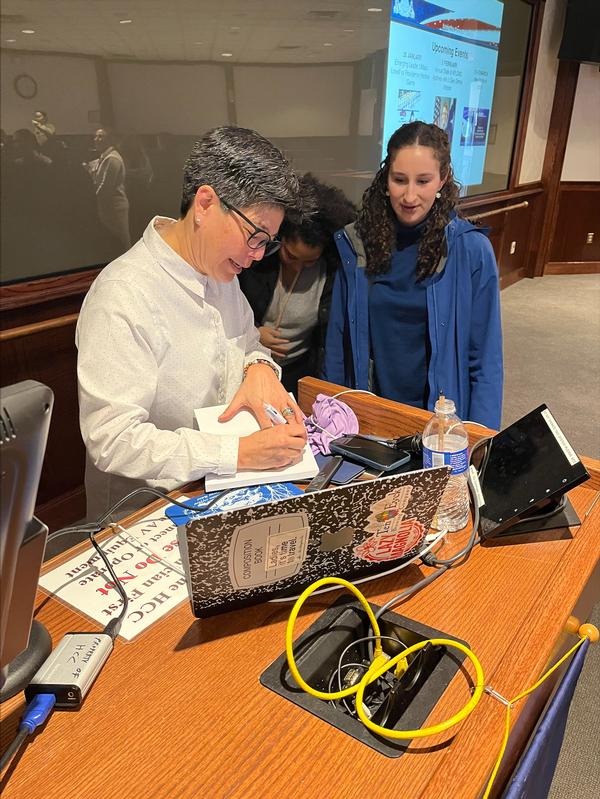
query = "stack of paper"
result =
(194, 404, 318, 491)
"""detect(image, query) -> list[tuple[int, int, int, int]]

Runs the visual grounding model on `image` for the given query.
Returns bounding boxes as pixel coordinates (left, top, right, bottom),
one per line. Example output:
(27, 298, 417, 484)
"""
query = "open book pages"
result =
(194, 404, 318, 491)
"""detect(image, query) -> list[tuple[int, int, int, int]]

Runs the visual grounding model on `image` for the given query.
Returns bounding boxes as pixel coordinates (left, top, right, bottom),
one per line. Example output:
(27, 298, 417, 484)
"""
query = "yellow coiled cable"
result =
(285, 576, 485, 737)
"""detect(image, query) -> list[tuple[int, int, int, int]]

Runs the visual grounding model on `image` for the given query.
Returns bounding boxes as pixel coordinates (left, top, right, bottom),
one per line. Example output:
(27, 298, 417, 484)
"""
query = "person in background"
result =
(31, 110, 56, 148)
(12, 129, 52, 167)
(77, 126, 307, 520)
(120, 134, 154, 241)
(323, 121, 503, 429)
(238, 174, 356, 395)
(84, 127, 131, 252)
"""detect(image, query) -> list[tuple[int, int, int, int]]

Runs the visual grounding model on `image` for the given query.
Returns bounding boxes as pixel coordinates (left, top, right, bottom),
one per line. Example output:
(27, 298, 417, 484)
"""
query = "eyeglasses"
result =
(220, 198, 281, 257)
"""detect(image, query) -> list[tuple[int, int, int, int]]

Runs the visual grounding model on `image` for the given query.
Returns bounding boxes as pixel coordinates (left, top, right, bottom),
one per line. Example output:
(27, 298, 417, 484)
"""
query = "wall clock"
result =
(14, 73, 38, 99)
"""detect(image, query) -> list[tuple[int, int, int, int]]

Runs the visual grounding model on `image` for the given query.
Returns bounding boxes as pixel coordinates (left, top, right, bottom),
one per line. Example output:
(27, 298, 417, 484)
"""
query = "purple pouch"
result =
(304, 393, 359, 455)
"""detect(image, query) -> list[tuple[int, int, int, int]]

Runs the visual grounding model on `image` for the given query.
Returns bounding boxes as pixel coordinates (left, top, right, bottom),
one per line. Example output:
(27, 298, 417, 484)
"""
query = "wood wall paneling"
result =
(1, 292, 87, 530)
(544, 262, 600, 275)
(547, 182, 600, 266)
(533, 59, 581, 276)
(499, 196, 539, 286)
(0, 270, 100, 318)
(461, 187, 543, 288)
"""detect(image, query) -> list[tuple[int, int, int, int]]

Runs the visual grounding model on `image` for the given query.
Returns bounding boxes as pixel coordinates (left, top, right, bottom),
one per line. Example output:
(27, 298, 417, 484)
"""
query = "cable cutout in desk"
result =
(285, 576, 486, 739)
(285, 577, 599, 758)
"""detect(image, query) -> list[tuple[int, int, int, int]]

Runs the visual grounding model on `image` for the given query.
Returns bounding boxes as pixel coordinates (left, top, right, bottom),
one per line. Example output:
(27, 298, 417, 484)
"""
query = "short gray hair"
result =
(180, 126, 301, 217)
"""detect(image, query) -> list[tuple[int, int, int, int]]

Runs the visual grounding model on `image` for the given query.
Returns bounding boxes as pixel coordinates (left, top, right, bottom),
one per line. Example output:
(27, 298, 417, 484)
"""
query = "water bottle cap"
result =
(434, 395, 456, 415)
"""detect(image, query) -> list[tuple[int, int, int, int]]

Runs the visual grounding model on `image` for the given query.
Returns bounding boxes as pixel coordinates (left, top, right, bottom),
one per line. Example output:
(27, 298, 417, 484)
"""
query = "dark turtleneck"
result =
(369, 217, 431, 408)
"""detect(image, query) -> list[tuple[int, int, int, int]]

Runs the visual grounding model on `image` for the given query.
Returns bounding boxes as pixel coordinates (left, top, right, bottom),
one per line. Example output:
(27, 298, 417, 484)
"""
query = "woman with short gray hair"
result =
(77, 126, 307, 520)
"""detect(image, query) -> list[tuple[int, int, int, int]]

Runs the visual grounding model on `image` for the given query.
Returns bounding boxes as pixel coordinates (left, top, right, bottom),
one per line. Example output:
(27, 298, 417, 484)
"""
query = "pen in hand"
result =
(263, 402, 288, 426)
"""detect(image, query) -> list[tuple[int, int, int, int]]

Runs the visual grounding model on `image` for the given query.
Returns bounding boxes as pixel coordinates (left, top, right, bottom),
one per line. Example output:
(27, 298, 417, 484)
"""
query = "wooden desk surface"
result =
(2, 378, 599, 799)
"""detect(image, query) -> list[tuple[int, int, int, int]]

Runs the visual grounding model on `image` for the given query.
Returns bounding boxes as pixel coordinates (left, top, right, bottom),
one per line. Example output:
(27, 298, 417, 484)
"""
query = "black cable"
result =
(421, 469, 481, 570)
(328, 662, 367, 714)
(419, 438, 492, 570)
(335, 634, 408, 715)
(0, 694, 55, 774)
(515, 494, 567, 524)
(421, 512, 479, 568)
(47, 486, 234, 543)
(0, 728, 28, 772)
(364, 446, 486, 661)
(391, 433, 423, 454)
(88, 529, 129, 641)
(0, 486, 234, 775)
(93, 486, 233, 530)
(96, 488, 231, 639)
(374, 566, 449, 625)
(45, 487, 233, 640)
(469, 435, 493, 475)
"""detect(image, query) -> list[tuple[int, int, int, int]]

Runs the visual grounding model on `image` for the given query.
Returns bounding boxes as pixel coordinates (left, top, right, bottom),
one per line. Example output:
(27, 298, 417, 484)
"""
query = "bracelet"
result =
(243, 358, 279, 381)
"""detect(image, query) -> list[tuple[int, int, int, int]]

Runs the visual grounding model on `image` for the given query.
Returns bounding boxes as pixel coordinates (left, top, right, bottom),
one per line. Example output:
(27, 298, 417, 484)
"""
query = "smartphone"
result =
(329, 435, 411, 472)
(314, 453, 366, 485)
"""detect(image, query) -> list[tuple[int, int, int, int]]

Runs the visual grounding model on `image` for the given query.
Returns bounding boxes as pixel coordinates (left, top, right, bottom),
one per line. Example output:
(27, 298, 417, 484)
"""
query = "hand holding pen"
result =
(263, 402, 289, 425)
(237, 403, 306, 470)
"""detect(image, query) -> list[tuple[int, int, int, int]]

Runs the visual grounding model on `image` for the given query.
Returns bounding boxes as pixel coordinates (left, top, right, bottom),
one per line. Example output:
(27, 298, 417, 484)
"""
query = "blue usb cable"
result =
(0, 693, 56, 773)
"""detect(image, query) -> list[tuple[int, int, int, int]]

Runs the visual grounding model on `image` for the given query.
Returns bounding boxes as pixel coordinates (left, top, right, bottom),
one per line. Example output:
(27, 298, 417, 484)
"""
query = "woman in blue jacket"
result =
(323, 121, 503, 429)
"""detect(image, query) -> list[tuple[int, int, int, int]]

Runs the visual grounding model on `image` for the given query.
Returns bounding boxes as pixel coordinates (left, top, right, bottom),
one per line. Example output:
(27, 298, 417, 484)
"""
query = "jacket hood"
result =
(339, 212, 487, 274)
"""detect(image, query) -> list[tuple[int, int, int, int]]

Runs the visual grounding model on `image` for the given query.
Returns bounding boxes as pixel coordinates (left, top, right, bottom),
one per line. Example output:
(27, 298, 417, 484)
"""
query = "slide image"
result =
(460, 107, 490, 146)
(384, 1, 503, 187)
(433, 95, 456, 144)
(397, 89, 421, 123)
(392, 0, 502, 49)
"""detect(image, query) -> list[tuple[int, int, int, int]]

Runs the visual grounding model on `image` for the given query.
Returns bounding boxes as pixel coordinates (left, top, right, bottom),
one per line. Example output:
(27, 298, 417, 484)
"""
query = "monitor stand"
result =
(0, 620, 52, 703)
(487, 494, 580, 539)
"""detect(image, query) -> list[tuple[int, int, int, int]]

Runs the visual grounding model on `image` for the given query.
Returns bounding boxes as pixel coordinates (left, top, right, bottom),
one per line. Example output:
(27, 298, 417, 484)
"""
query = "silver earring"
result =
(385, 190, 390, 196)
(435, 191, 442, 199)
(195, 217, 201, 224)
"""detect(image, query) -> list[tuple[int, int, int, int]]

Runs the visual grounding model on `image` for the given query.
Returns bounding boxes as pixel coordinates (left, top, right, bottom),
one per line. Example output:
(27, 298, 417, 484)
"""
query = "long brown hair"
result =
(356, 121, 461, 280)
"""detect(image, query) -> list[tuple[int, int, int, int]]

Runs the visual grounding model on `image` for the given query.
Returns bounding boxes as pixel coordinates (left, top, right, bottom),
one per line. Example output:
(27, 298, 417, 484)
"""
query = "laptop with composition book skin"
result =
(177, 467, 450, 618)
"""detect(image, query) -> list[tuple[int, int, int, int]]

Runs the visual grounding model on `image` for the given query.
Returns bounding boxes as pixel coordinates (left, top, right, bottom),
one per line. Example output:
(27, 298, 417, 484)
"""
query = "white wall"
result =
(107, 62, 229, 134)
(519, 0, 566, 184)
(233, 65, 353, 137)
(561, 64, 600, 181)
(0, 51, 99, 134)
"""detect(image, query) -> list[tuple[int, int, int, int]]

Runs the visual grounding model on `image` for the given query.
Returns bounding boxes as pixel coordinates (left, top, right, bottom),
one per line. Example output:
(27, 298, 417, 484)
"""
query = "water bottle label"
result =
(423, 446, 469, 475)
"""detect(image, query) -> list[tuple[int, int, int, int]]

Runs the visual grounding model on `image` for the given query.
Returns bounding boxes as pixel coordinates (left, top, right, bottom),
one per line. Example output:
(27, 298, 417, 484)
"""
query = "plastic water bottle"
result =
(422, 395, 470, 532)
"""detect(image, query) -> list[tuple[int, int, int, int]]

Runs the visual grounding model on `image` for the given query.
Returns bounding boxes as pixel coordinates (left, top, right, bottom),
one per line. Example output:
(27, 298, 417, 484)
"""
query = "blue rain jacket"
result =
(323, 216, 503, 429)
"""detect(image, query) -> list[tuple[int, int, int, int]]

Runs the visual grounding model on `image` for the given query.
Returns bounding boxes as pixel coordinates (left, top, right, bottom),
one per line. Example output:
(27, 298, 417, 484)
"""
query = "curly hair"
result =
(280, 173, 356, 244)
(278, 173, 356, 268)
(356, 121, 460, 280)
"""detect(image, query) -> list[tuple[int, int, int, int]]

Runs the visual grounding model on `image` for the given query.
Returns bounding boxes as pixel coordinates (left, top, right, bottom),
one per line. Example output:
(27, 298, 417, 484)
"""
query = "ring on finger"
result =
(281, 406, 294, 418)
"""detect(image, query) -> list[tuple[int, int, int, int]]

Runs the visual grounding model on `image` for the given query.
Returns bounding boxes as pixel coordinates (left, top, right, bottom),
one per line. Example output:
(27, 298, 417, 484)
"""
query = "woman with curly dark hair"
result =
(239, 173, 356, 395)
(323, 121, 503, 428)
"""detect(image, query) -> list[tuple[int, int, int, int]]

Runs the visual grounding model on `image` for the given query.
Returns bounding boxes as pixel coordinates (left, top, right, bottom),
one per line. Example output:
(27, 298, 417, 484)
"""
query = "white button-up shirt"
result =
(76, 216, 278, 519)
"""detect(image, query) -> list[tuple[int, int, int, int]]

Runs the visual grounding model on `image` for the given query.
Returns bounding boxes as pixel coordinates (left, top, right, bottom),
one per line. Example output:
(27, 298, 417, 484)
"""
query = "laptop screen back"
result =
(178, 467, 449, 618)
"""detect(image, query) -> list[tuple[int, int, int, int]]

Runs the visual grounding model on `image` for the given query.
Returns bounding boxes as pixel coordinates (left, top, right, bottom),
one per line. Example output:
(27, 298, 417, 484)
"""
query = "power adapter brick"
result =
(25, 632, 113, 708)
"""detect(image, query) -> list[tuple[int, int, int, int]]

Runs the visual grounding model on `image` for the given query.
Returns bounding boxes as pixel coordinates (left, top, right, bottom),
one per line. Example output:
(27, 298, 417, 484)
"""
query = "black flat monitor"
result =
(558, 0, 600, 65)
(1, 380, 54, 699)
(478, 404, 589, 538)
